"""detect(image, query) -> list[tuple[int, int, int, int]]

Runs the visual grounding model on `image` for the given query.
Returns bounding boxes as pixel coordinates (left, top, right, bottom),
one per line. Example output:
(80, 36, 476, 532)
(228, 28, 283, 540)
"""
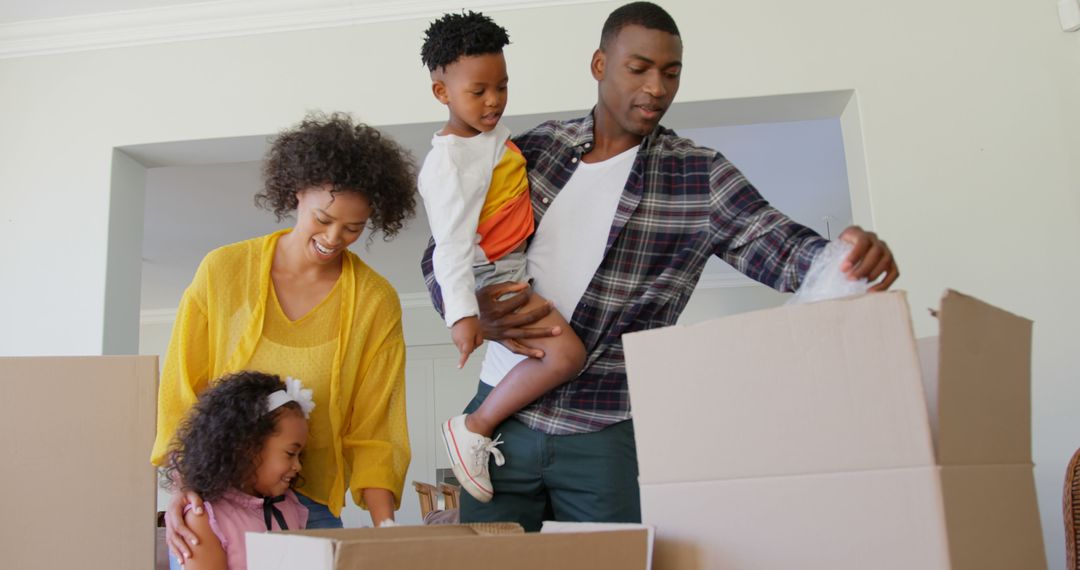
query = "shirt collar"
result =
(223, 487, 273, 509)
(574, 107, 666, 154)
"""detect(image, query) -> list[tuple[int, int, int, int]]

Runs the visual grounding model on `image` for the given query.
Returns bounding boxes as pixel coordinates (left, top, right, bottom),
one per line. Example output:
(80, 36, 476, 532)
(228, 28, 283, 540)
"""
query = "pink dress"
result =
(185, 488, 308, 570)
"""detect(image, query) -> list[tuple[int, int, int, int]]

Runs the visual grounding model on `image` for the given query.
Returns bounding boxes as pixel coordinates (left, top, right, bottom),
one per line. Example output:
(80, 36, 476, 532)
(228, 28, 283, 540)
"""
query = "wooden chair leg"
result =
(439, 482, 461, 510)
(413, 481, 439, 519)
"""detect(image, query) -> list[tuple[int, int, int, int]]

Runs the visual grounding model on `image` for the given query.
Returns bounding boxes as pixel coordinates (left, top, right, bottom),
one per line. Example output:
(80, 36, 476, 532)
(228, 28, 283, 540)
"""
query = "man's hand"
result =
(837, 226, 899, 291)
(451, 317, 485, 368)
(476, 281, 560, 358)
(165, 489, 204, 563)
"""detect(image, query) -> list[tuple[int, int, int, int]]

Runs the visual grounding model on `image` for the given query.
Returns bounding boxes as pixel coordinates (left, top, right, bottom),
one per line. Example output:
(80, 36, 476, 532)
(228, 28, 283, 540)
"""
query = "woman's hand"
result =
(165, 489, 205, 563)
(363, 488, 396, 527)
(180, 503, 227, 570)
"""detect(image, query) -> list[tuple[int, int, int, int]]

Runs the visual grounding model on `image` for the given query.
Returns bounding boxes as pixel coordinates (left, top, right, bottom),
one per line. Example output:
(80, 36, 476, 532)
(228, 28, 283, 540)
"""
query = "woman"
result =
(150, 112, 417, 565)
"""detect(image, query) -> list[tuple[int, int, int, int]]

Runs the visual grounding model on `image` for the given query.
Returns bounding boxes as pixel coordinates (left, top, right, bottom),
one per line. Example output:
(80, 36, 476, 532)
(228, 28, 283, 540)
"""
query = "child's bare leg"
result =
(464, 292, 586, 437)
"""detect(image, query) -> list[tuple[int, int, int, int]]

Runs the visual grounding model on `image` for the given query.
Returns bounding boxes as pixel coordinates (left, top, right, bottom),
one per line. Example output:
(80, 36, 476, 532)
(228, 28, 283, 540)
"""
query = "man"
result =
(422, 1, 897, 531)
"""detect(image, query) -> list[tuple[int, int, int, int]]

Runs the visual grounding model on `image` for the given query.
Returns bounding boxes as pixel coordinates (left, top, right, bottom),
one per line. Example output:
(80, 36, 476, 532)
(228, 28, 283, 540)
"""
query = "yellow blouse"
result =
(150, 229, 410, 516)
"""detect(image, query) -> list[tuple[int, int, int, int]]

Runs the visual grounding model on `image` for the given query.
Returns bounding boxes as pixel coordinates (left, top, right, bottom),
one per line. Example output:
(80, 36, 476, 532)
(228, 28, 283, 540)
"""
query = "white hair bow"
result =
(266, 376, 316, 419)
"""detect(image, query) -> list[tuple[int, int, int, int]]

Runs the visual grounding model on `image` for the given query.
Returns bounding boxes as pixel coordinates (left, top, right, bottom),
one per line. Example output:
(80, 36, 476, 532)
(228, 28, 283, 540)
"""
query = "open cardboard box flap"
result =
(624, 290, 1032, 485)
(626, 290, 934, 484)
(247, 522, 652, 569)
(624, 290, 1043, 570)
(933, 290, 1032, 465)
(0, 356, 159, 570)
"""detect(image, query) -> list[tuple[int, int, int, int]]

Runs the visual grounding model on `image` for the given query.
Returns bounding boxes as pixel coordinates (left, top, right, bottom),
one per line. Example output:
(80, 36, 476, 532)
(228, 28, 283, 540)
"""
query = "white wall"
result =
(102, 150, 147, 354)
(681, 118, 853, 239)
(4, 0, 1078, 564)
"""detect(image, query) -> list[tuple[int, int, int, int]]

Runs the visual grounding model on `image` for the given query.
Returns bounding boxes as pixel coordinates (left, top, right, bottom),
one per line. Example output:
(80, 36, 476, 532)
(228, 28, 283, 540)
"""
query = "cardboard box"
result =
(247, 522, 651, 569)
(0, 356, 159, 570)
(624, 290, 1045, 570)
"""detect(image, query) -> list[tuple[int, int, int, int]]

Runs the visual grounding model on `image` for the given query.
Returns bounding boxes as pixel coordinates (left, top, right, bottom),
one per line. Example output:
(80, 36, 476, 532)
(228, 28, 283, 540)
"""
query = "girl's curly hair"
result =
(256, 112, 417, 241)
(161, 371, 304, 501)
(421, 11, 510, 72)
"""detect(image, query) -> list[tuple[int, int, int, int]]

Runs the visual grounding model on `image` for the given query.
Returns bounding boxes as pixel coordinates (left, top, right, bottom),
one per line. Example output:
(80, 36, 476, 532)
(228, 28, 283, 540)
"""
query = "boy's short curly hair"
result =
(162, 371, 303, 501)
(421, 11, 510, 72)
(256, 112, 417, 241)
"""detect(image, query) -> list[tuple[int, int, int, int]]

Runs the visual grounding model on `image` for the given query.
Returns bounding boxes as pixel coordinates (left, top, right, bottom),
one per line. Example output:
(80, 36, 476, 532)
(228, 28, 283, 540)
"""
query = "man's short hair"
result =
(421, 11, 510, 72)
(600, 2, 680, 49)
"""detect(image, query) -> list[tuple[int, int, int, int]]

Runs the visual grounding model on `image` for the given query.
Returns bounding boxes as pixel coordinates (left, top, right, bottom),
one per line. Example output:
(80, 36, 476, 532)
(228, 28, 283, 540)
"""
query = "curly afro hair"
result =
(256, 112, 417, 241)
(421, 11, 510, 72)
(162, 371, 304, 501)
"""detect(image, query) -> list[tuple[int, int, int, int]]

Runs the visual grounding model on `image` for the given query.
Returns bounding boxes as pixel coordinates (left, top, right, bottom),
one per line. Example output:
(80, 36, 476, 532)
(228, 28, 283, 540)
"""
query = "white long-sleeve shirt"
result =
(418, 123, 532, 328)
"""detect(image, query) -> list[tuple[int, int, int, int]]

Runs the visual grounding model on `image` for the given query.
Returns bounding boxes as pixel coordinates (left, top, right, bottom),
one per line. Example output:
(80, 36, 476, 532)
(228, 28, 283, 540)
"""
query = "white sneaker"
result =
(441, 414, 505, 503)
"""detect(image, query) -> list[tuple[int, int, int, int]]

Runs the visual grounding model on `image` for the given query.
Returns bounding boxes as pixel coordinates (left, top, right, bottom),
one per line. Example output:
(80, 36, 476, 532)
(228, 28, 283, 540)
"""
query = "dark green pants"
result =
(459, 381, 642, 532)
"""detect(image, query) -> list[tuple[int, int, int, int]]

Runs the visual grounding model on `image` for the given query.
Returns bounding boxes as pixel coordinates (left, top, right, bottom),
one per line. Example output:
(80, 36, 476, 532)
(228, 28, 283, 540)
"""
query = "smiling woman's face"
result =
(291, 185, 373, 265)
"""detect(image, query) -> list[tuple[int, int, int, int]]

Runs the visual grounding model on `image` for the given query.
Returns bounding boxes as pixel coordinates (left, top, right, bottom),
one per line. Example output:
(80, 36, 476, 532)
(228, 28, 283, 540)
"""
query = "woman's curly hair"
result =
(161, 371, 304, 501)
(421, 11, 510, 72)
(256, 112, 417, 241)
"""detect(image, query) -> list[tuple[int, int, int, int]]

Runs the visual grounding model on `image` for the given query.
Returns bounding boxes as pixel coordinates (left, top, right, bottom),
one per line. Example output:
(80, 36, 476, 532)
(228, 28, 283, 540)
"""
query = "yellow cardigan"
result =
(150, 229, 410, 516)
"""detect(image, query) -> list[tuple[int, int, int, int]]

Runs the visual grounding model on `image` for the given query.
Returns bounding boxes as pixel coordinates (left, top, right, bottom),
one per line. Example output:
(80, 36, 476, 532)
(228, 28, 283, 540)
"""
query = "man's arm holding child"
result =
(421, 243, 558, 359)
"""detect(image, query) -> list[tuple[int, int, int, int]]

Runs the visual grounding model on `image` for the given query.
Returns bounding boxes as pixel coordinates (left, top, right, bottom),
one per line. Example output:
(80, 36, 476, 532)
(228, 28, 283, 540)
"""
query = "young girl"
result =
(162, 371, 314, 570)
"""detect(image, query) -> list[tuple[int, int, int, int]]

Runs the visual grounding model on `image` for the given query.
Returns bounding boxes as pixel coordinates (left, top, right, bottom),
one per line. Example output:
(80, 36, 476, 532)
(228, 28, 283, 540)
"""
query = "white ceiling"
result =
(0, 0, 606, 59)
(138, 114, 852, 312)
(0, 0, 213, 24)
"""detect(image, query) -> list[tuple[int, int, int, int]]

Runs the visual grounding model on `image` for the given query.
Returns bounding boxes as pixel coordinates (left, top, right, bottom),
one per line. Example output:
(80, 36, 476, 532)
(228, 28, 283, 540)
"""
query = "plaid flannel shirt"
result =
(422, 111, 827, 435)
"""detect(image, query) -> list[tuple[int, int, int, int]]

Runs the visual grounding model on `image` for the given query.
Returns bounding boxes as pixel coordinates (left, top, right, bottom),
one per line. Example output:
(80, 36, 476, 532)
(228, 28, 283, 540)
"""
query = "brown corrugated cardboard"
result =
(935, 291, 1032, 465)
(0, 356, 158, 570)
(247, 523, 651, 569)
(939, 464, 1045, 569)
(626, 292, 934, 484)
(640, 467, 952, 569)
(624, 290, 1045, 570)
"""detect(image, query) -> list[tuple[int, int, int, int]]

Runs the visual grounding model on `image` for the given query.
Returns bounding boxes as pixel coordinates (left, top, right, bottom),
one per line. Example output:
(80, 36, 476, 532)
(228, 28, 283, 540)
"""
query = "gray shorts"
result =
(474, 250, 530, 295)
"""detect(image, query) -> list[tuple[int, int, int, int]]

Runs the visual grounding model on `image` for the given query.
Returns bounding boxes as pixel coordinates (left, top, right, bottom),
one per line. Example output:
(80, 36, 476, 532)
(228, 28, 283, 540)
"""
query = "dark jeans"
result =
(296, 492, 343, 529)
(459, 381, 642, 532)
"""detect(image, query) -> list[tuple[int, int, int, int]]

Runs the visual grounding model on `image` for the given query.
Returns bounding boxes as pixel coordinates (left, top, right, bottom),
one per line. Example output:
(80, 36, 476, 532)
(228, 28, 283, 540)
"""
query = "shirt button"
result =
(541, 197, 550, 204)
(571, 157, 579, 163)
